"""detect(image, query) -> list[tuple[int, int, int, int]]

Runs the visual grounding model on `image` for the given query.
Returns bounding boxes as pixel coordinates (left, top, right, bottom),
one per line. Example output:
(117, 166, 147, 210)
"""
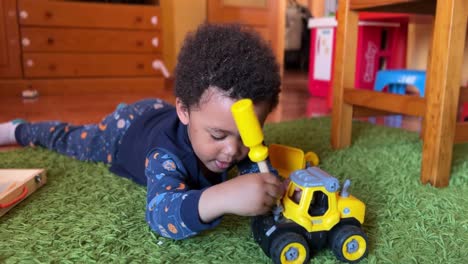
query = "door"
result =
(207, 0, 286, 121)
(0, 0, 22, 78)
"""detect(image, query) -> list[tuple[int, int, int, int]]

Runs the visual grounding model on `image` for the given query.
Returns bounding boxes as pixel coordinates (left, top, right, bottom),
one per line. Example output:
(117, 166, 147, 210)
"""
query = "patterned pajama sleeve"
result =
(145, 148, 221, 240)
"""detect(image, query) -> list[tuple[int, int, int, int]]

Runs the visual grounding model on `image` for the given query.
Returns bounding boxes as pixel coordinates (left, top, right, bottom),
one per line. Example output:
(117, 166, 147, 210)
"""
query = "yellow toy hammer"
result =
(231, 99, 269, 173)
(232, 98, 284, 220)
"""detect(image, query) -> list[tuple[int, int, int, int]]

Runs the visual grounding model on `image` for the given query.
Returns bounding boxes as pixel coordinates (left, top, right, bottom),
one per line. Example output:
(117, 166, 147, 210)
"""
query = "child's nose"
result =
(223, 138, 244, 157)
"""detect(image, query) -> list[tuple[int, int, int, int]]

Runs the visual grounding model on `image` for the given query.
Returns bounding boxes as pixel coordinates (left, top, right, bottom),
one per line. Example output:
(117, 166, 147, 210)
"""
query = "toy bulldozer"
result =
(232, 99, 368, 264)
(254, 144, 368, 264)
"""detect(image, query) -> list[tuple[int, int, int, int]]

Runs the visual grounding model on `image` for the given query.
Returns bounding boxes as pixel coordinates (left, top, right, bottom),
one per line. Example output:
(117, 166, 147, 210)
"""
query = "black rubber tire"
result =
(269, 232, 310, 264)
(330, 225, 368, 263)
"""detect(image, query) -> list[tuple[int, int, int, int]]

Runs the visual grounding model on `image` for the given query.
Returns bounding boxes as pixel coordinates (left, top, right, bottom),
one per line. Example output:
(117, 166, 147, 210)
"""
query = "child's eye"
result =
(211, 134, 226, 140)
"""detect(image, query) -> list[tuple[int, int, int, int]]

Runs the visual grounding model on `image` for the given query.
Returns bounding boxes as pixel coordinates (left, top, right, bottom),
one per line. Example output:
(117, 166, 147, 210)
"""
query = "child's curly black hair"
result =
(174, 23, 281, 111)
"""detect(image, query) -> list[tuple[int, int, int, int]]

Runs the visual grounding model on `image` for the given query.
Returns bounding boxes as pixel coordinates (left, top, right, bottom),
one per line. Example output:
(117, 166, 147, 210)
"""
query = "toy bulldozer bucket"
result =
(268, 144, 319, 179)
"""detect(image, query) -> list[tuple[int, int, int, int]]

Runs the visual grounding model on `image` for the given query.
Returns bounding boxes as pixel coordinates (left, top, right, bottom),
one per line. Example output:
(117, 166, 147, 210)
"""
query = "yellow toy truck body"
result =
(252, 147, 368, 264)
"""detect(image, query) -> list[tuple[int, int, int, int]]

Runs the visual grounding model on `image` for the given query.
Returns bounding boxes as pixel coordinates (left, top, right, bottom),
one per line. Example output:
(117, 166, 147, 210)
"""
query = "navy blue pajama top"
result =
(110, 105, 231, 240)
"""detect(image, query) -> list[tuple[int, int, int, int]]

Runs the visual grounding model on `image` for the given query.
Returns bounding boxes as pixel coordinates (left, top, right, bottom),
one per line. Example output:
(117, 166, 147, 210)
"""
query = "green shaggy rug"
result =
(1, 118, 467, 263)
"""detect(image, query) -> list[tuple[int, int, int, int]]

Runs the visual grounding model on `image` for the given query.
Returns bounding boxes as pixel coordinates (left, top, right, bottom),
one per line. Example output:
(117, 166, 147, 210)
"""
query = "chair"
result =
(331, 0, 468, 187)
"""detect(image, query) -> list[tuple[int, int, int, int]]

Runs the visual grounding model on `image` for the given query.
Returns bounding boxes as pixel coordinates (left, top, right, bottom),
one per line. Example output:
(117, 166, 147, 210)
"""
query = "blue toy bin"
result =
(374, 69, 426, 97)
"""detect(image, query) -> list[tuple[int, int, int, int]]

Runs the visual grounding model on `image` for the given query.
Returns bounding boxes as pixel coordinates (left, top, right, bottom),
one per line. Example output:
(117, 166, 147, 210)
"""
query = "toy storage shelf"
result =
(0, 0, 165, 95)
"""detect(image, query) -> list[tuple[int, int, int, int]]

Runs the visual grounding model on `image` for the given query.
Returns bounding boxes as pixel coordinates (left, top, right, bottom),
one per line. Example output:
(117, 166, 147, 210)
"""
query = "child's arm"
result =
(145, 149, 283, 240)
(145, 148, 221, 240)
(197, 157, 283, 222)
(198, 171, 283, 223)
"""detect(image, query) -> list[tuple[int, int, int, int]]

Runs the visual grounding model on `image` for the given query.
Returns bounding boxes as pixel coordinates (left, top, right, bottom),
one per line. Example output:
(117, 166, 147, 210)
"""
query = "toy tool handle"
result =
(231, 99, 269, 173)
(256, 161, 269, 173)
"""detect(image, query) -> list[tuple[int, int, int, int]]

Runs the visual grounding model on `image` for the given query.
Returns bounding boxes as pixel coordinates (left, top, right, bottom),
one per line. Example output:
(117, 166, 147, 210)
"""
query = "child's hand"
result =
(223, 172, 284, 216)
(199, 173, 284, 222)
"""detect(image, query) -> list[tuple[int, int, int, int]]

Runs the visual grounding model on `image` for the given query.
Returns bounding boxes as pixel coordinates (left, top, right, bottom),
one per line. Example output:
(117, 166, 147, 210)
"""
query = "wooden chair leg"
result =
(331, 0, 358, 149)
(421, 0, 468, 187)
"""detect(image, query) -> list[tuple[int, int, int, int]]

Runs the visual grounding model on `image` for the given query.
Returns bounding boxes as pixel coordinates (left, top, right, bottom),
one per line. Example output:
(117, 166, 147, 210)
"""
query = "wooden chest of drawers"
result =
(0, 0, 167, 95)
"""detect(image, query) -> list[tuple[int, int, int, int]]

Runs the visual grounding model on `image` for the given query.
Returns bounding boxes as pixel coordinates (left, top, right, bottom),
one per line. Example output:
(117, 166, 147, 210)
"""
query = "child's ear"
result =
(175, 98, 190, 125)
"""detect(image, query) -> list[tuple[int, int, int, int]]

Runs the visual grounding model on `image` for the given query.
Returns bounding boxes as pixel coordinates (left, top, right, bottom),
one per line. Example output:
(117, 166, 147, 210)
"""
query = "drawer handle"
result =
(136, 40, 144, 47)
(0, 186, 28, 208)
(151, 16, 158, 26)
(25, 59, 34, 67)
(152, 37, 158, 47)
(22, 37, 31, 47)
(47, 37, 55, 45)
(152, 60, 170, 78)
(135, 16, 143, 23)
(49, 64, 57, 71)
(137, 63, 145, 69)
(19, 10, 28, 20)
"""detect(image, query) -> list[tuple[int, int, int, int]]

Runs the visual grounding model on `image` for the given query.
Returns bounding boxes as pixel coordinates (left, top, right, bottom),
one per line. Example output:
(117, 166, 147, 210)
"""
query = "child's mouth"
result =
(215, 160, 231, 170)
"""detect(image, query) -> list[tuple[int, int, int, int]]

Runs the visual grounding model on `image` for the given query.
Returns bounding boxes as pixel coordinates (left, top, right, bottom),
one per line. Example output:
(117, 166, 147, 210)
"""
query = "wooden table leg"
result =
(331, 0, 359, 149)
(421, 0, 468, 187)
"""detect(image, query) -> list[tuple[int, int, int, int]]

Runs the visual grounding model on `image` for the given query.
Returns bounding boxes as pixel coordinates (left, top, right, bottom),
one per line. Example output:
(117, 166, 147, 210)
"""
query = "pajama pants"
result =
(16, 99, 166, 164)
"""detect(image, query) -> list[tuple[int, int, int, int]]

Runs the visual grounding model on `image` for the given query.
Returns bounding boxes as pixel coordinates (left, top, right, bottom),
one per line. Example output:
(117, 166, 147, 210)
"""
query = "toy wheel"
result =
(269, 232, 310, 264)
(304, 151, 319, 166)
(330, 225, 368, 263)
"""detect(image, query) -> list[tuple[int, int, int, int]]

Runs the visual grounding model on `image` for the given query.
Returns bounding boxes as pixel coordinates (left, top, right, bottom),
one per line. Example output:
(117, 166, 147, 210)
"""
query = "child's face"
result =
(176, 87, 271, 174)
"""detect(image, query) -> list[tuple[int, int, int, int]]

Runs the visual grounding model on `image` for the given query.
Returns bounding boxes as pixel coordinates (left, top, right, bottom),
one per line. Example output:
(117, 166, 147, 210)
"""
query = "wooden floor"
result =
(0, 70, 423, 149)
(0, 70, 331, 124)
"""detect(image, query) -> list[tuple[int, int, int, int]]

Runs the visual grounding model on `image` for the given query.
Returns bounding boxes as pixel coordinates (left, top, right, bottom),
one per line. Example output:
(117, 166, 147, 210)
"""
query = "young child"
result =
(0, 23, 283, 240)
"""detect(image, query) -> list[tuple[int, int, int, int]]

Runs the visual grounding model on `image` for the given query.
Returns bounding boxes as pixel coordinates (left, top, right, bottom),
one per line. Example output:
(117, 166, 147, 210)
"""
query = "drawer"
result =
(0, 77, 166, 96)
(18, 0, 160, 30)
(23, 53, 165, 78)
(21, 28, 162, 53)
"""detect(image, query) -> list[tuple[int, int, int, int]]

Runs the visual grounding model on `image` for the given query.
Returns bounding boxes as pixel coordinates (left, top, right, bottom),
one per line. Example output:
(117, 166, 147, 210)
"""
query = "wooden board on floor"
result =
(0, 169, 47, 217)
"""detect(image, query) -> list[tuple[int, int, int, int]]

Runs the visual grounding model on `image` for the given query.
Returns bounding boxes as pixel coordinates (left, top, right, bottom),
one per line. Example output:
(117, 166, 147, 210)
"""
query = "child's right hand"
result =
(198, 172, 284, 223)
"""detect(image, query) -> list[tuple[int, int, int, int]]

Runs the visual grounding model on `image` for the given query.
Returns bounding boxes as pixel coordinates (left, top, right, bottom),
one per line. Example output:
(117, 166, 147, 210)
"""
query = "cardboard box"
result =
(0, 169, 47, 217)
